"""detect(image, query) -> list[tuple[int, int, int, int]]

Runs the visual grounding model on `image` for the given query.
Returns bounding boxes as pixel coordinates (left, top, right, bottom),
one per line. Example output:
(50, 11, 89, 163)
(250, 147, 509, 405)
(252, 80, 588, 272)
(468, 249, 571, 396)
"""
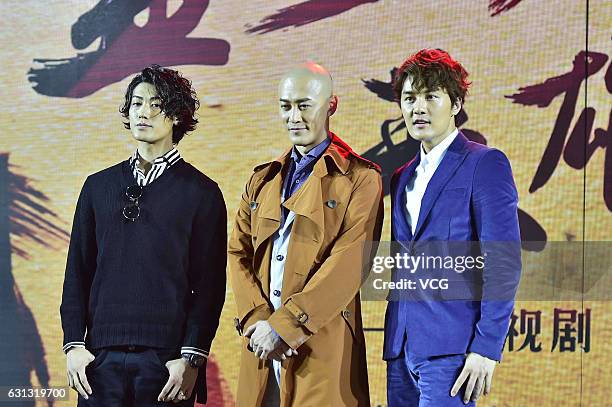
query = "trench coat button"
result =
(342, 310, 351, 318)
(250, 201, 258, 210)
(326, 199, 337, 209)
(276, 254, 284, 261)
(273, 290, 281, 297)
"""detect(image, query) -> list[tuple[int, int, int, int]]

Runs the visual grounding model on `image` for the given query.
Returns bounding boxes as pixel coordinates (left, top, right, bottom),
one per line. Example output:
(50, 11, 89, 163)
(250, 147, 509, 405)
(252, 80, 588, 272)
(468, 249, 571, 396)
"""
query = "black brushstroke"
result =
(0, 154, 68, 405)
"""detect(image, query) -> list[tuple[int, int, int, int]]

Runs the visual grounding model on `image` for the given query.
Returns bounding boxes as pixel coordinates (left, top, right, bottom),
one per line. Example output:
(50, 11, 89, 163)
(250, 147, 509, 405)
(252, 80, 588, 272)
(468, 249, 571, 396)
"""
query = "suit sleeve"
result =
(60, 177, 97, 352)
(468, 149, 522, 361)
(228, 173, 273, 332)
(181, 185, 227, 356)
(267, 169, 384, 349)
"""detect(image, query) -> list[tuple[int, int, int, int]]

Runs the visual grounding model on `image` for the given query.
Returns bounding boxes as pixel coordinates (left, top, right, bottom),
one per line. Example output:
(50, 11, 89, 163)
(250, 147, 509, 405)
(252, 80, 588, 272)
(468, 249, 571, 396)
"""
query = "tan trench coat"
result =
(228, 134, 383, 406)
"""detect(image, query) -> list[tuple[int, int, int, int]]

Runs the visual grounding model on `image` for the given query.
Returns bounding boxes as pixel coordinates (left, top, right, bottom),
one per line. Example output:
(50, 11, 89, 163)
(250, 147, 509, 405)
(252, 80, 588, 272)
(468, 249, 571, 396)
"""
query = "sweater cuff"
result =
(180, 347, 209, 358)
(63, 342, 86, 354)
(181, 326, 214, 357)
(62, 324, 86, 347)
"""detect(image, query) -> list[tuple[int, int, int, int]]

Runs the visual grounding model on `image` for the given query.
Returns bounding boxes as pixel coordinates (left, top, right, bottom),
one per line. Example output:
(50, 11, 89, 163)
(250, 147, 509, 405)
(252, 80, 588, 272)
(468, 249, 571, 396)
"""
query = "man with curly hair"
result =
(60, 65, 227, 406)
(384, 49, 521, 406)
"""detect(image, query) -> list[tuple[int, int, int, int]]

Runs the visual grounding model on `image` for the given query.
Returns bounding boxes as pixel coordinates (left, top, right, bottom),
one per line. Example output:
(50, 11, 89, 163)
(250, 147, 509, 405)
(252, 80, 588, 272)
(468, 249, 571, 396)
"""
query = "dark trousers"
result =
(77, 347, 195, 407)
(387, 350, 475, 407)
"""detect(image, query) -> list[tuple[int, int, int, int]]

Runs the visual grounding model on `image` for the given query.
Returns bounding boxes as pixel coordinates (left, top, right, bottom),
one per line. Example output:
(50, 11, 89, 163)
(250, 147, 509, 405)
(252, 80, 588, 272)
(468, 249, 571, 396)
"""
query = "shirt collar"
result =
(419, 128, 459, 169)
(130, 146, 181, 168)
(290, 135, 332, 164)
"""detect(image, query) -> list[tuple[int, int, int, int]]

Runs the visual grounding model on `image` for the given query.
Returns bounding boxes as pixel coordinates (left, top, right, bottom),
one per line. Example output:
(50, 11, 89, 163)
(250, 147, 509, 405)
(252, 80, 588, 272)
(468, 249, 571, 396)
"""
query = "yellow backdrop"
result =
(1, 0, 610, 405)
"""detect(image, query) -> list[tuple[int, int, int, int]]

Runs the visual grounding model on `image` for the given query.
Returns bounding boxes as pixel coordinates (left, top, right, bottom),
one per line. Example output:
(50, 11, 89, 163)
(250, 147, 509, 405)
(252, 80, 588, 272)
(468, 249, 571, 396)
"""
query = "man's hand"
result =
(66, 347, 95, 399)
(244, 320, 297, 360)
(158, 358, 198, 403)
(268, 341, 298, 362)
(451, 352, 497, 404)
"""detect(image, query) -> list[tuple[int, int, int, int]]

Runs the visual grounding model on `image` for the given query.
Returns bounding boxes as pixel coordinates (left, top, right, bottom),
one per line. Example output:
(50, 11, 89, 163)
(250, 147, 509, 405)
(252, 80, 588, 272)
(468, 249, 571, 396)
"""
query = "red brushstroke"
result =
(246, 0, 379, 34)
(66, 0, 229, 97)
(489, 0, 524, 16)
(29, 0, 230, 98)
(506, 51, 608, 107)
(506, 51, 612, 211)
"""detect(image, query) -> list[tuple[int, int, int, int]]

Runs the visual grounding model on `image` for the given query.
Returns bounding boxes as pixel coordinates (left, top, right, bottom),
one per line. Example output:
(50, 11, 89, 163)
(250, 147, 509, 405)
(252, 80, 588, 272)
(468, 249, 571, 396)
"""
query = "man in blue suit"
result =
(383, 49, 521, 406)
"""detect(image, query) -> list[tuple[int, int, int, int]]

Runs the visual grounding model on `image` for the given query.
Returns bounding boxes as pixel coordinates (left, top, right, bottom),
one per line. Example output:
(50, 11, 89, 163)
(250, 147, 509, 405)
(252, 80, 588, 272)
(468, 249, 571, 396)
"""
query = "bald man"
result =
(229, 63, 384, 406)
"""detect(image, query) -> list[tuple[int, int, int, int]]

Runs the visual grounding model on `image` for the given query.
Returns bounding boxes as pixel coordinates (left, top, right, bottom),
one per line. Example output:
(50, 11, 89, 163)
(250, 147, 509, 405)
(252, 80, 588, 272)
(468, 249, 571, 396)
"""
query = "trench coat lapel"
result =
(253, 166, 283, 258)
(279, 135, 352, 299)
(280, 162, 325, 299)
(282, 176, 324, 242)
(256, 133, 354, 300)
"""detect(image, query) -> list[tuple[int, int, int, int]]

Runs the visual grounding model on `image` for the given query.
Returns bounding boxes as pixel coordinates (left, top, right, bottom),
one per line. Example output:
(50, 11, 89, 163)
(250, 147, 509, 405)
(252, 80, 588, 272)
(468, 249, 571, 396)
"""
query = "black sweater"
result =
(60, 159, 227, 355)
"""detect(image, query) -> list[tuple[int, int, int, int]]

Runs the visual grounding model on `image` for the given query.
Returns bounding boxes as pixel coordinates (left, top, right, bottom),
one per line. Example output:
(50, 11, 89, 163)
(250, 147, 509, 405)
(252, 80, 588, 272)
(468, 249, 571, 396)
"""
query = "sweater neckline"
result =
(120, 158, 183, 189)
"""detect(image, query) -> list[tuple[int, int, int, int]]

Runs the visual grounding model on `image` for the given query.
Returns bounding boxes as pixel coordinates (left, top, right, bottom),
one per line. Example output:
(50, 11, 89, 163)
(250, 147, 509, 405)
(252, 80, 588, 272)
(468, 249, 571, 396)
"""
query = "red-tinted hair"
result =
(393, 49, 471, 107)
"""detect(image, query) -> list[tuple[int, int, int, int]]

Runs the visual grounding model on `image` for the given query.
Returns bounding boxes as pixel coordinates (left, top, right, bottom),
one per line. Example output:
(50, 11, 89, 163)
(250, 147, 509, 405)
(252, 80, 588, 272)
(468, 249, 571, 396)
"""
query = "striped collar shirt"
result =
(129, 147, 182, 186)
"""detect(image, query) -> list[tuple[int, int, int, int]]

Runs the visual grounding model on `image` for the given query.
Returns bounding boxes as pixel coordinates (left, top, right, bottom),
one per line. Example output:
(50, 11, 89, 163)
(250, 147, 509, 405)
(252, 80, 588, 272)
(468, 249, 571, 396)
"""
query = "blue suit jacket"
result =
(383, 132, 521, 362)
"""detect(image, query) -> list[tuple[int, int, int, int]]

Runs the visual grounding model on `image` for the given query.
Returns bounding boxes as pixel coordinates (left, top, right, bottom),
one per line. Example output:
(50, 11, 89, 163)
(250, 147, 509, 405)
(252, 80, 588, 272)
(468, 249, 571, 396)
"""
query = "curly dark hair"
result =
(120, 65, 200, 144)
(393, 49, 471, 107)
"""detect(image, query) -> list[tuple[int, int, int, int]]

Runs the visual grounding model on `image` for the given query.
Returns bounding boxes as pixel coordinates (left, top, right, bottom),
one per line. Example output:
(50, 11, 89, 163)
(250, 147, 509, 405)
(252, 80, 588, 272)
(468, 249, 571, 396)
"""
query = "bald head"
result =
(279, 62, 333, 98)
(278, 62, 338, 154)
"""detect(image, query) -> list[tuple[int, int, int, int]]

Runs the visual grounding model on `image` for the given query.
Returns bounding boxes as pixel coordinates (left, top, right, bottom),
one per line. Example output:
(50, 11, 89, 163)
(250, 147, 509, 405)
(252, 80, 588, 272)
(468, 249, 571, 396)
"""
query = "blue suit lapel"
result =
(392, 152, 421, 242)
(412, 133, 470, 240)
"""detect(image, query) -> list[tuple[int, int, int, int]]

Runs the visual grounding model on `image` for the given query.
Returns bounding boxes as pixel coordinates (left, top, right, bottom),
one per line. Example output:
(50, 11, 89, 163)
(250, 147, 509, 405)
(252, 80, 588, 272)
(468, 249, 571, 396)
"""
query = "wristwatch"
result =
(181, 353, 206, 368)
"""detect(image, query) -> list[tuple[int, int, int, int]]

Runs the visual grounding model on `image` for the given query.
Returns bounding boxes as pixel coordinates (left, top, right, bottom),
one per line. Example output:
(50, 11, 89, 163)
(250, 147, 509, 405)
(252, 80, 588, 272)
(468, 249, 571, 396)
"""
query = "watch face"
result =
(192, 356, 205, 368)
(183, 353, 205, 368)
